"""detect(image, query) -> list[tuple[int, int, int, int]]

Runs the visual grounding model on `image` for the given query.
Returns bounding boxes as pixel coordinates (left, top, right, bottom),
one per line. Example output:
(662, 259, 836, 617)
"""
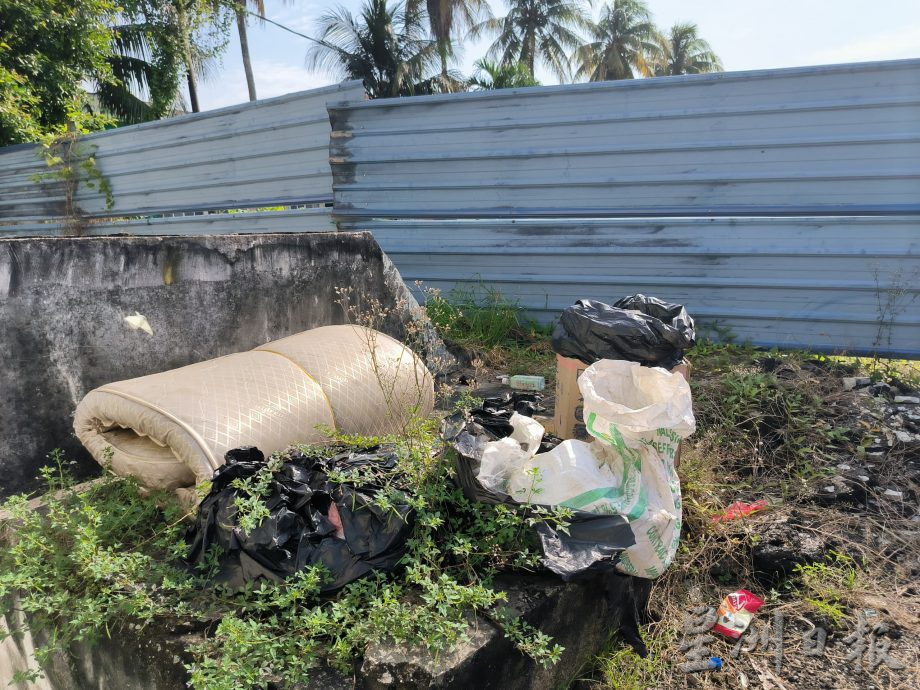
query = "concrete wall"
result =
(0, 232, 430, 497)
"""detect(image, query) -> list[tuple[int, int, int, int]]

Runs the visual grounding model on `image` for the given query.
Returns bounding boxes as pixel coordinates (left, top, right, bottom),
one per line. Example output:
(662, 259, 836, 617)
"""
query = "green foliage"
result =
(422, 282, 556, 383)
(309, 0, 439, 99)
(688, 344, 850, 483)
(0, 0, 118, 145)
(493, 607, 564, 667)
(597, 629, 673, 690)
(1, 426, 571, 688)
(468, 59, 541, 89)
(0, 56, 43, 145)
(471, 0, 590, 79)
(573, 0, 658, 81)
(423, 283, 527, 347)
(833, 354, 920, 390)
(230, 454, 284, 534)
(790, 552, 861, 628)
(653, 21, 722, 76)
(0, 462, 194, 675)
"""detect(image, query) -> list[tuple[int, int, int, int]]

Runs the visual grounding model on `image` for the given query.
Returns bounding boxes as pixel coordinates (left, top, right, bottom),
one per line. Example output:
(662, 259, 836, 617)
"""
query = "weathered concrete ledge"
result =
(0, 232, 447, 497)
(1, 573, 650, 689)
(359, 573, 651, 690)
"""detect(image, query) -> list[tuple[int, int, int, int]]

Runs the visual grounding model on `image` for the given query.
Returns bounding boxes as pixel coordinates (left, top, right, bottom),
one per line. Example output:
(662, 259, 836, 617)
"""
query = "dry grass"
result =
(581, 344, 920, 690)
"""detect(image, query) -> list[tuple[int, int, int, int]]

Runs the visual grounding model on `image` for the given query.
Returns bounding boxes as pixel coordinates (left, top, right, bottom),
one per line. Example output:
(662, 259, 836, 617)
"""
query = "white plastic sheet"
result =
(480, 359, 695, 578)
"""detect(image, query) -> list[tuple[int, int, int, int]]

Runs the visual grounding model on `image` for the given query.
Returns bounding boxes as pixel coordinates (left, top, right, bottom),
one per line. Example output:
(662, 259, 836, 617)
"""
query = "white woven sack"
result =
(579, 360, 695, 578)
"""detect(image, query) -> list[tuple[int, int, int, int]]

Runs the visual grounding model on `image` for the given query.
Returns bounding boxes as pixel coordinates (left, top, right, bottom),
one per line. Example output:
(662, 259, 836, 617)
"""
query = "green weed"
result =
(0, 426, 573, 688)
(790, 552, 861, 629)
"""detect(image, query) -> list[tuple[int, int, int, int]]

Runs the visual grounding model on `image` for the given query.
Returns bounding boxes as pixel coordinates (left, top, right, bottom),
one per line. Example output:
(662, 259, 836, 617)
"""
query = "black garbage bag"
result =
(440, 397, 635, 580)
(551, 294, 695, 369)
(186, 445, 414, 592)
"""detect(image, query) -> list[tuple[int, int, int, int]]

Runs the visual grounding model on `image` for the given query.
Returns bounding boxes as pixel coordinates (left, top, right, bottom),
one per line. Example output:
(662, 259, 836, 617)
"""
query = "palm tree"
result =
(233, 1, 263, 101)
(416, 0, 490, 87)
(573, 0, 658, 82)
(468, 58, 540, 89)
(470, 0, 589, 81)
(97, 21, 183, 123)
(309, 0, 437, 99)
(653, 22, 722, 76)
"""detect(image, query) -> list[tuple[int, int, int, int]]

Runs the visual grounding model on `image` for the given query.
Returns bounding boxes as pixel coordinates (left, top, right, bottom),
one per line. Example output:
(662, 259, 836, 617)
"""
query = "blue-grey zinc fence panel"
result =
(328, 59, 920, 218)
(339, 215, 920, 358)
(331, 59, 920, 356)
(0, 80, 364, 233)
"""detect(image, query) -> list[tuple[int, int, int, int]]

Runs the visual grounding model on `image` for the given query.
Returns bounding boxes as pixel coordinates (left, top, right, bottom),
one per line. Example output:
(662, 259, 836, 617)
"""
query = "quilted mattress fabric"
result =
(73, 326, 434, 490)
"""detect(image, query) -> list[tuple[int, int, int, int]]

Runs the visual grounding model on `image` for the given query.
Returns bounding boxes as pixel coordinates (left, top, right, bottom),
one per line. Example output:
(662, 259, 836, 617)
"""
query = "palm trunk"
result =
(237, 7, 257, 101)
(440, 47, 449, 81)
(175, 1, 200, 112)
(186, 72, 200, 112)
(522, 32, 536, 77)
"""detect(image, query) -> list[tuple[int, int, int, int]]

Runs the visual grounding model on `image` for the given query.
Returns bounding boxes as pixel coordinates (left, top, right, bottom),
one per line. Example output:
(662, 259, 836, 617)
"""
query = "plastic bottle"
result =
(509, 375, 545, 391)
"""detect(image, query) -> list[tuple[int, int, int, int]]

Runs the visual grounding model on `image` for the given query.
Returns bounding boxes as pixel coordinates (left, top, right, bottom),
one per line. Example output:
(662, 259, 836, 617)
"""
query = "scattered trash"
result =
(186, 445, 414, 592)
(442, 396, 636, 579)
(124, 311, 153, 335)
(442, 359, 695, 579)
(843, 376, 871, 391)
(509, 374, 545, 391)
(713, 590, 765, 639)
(551, 294, 695, 368)
(711, 499, 769, 523)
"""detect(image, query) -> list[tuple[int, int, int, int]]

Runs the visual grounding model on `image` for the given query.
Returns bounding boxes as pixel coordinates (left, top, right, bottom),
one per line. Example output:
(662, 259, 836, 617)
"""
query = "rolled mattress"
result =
(74, 325, 434, 490)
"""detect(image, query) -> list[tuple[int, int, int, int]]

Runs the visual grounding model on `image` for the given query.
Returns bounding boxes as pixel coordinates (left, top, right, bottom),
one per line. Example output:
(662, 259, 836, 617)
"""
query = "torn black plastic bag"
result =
(551, 294, 695, 369)
(186, 446, 414, 592)
(441, 400, 635, 580)
(441, 392, 559, 505)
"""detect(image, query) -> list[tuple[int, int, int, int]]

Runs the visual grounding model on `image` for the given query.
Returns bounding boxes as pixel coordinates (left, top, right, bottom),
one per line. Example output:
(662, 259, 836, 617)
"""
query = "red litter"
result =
(713, 590, 765, 639)
(711, 499, 769, 523)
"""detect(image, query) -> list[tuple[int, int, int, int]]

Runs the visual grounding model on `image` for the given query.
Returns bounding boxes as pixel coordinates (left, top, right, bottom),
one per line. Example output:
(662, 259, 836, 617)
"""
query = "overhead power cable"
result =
(246, 10, 321, 44)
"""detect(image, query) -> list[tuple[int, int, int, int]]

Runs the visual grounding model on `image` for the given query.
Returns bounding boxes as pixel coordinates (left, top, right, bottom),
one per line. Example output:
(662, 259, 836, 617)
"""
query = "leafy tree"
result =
(470, 0, 589, 81)
(653, 22, 722, 76)
(309, 0, 438, 99)
(468, 59, 540, 90)
(0, 0, 119, 145)
(96, 2, 187, 124)
(415, 0, 490, 87)
(0, 59, 43, 146)
(170, 0, 232, 112)
(573, 0, 658, 81)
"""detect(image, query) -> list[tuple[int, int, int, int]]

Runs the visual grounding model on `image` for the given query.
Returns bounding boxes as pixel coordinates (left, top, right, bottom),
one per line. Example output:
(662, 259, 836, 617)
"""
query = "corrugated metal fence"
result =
(0, 81, 364, 237)
(329, 59, 920, 356)
(1, 62, 917, 355)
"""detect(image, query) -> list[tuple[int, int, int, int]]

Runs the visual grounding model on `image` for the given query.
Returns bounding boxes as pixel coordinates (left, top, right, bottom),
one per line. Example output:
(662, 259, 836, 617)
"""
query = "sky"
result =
(196, 0, 920, 110)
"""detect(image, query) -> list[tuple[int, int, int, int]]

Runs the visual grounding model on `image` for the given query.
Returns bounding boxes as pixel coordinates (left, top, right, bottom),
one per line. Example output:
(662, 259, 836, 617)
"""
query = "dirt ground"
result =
(441, 347, 920, 690)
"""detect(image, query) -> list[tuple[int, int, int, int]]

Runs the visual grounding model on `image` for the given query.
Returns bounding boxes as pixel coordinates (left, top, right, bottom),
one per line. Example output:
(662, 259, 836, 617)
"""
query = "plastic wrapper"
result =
(551, 294, 695, 368)
(186, 445, 414, 592)
(713, 590, 765, 639)
(443, 360, 695, 580)
(441, 398, 636, 580)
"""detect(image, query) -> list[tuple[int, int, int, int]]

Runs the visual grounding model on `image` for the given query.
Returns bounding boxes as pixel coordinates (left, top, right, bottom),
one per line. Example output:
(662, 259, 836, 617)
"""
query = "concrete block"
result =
(0, 233, 448, 498)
